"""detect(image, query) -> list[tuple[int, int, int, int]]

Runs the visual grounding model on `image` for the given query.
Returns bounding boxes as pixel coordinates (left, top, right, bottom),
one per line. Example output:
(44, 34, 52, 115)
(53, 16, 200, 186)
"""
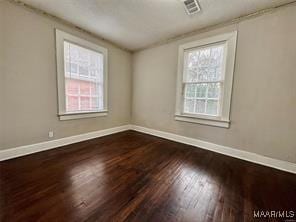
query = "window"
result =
(56, 29, 108, 120)
(175, 31, 237, 128)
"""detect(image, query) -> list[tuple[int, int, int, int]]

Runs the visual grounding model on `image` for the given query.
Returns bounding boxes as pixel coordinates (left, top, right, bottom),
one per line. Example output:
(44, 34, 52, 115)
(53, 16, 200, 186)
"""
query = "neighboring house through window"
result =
(56, 29, 108, 120)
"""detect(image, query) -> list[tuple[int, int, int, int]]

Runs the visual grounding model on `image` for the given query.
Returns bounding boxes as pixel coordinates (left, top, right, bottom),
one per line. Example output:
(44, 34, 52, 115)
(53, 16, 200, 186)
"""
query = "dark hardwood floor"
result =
(0, 131, 295, 222)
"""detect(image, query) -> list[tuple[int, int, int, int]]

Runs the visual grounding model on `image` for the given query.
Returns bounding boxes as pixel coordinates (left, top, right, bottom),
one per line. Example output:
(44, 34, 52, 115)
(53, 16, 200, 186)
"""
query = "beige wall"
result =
(1, 1, 296, 164)
(0, 1, 4, 149)
(1, 1, 132, 150)
(132, 5, 296, 163)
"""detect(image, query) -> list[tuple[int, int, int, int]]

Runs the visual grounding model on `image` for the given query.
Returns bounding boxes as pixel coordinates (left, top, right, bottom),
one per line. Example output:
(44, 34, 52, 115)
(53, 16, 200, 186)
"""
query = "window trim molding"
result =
(55, 29, 108, 120)
(59, 111, 108, 121)
(175, 31, 237, 128)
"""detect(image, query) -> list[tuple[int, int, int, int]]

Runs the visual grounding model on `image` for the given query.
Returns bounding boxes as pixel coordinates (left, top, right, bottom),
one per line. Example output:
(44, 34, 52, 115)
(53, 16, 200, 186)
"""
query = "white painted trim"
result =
(0, 125, 131, 161)
(55, 29, 108, 120)
(175, 115, 230, 128)
(175, 31, 237, 128)
(2, 124, 295, 174)
(59, 111, 108, 120)
(130, 125, 296, 174)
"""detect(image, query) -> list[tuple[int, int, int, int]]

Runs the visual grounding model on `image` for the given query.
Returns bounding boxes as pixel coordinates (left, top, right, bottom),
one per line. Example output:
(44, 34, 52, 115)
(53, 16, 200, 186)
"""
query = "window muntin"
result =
(56, 29, 108, 120)
(182, 43, 225, 117)
(175, 31, 237, 128)
(64, 41, 104, 113)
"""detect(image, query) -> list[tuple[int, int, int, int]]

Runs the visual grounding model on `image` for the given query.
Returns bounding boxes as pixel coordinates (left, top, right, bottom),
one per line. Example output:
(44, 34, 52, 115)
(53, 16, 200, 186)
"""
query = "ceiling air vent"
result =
(182, 0, 201, 15)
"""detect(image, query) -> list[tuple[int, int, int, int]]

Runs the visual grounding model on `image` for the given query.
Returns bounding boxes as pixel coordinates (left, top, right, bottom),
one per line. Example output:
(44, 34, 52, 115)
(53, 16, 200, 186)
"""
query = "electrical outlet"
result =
(48, 131, 54, 138)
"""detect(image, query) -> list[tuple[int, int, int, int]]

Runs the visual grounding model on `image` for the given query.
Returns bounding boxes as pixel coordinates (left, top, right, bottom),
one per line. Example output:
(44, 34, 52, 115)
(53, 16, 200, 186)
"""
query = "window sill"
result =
(175, 114, 230, 128)
(59, 111, 108, 121)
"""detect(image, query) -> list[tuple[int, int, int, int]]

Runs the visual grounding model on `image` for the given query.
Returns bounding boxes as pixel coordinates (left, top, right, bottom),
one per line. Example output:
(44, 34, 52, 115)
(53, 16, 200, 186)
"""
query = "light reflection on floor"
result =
(67, 156, 107, 216)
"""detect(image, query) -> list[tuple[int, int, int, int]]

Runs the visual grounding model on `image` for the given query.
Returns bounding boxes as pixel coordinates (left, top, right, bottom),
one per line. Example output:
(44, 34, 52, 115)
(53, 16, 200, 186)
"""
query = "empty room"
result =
(1, 0, 296, 221)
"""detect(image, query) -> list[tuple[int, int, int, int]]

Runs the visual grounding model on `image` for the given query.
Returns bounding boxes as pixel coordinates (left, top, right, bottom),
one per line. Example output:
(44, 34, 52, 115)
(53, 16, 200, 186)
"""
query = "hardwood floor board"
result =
(1, 130, 296, 222)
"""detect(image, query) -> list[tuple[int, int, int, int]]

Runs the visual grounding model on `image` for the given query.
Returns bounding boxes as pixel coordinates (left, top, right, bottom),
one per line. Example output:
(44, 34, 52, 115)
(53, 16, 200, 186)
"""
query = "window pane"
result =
(70, 63, 78, 74)
(79, 65, 88, 76)
(66, 79, 79, 95)
(184, 99, 195, 113)
(206, 100, 218, 115)
(195, 99, 206, 114)
(90, 69, 96, 77)
(64, 41, 104, 113)
(91, 97, 99, 109)
(80, 81, 91, 96)
(67, 96, 79, 112)
(80, 97, 90, 111)
(185, 44, 225, 82)
(185, 69, 198, 82)
(182, 43, 224, 116)
(196, 83, 207, 98)
(97, 84, 104, 110)
(185, 84, 196, 98)
(207, 83, 220, 99)
(65, 62, 70, 73)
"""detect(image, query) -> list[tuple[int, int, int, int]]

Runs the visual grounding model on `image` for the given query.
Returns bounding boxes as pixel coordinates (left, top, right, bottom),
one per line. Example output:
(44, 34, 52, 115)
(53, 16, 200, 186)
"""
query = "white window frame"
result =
(55, 29, 108, 120)
(175, 31, 237, 128)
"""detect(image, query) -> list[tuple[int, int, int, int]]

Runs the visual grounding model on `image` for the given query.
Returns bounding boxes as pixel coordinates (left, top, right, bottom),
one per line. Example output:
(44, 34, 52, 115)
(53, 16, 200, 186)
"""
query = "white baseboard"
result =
(0, 125, 131, 161)
(1, 124, 295, 174)
(131, 125, 296, 174)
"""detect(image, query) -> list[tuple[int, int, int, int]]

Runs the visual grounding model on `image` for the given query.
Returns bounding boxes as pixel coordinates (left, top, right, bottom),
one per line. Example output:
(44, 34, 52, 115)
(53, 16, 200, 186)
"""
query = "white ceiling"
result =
(21, 0, 295, 51)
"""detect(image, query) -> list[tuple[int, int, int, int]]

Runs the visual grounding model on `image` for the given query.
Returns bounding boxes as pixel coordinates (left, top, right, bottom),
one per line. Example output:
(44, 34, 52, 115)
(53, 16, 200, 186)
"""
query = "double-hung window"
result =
(56, 29, 108, 120)
(175, 31, 237, 128)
